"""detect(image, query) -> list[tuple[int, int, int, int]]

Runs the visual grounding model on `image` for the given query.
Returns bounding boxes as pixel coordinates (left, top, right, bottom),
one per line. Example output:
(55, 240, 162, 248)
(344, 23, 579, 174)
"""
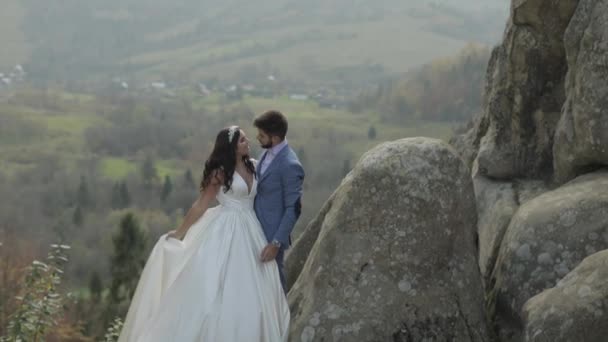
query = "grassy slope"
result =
(0, 90, 454, 181)
(0, 0, 29, 68)
(126, 14, 467, 82)
(2, 1, 507, 83)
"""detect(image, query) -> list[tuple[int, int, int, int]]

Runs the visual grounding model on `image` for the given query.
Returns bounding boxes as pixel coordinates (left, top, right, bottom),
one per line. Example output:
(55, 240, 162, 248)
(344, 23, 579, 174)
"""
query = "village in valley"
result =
(0, 64, 26, 92)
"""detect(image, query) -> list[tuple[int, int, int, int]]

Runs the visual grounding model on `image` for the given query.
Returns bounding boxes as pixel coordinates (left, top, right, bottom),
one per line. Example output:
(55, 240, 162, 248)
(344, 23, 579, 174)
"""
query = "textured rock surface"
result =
(522, 250, 608, 342)
(451, 0, 606, 183)
(553, 0, 608, 182)
(473, 168, 549, 284)
(471, 0, 578, 179)
(449, 0, 608, 340)
(489, 171, 608, 336)
(288, 138, 489, 342)
(285, 192, 337, 291)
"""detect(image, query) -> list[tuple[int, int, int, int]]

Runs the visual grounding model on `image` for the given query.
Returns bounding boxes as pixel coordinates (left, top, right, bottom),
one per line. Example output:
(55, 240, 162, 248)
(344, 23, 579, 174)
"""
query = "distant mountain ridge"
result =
(3, 0, 508, 85)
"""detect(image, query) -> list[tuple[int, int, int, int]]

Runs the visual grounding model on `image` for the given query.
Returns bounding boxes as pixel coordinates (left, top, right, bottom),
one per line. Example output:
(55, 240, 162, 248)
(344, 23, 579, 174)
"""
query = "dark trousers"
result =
(276, 248, 286, 293)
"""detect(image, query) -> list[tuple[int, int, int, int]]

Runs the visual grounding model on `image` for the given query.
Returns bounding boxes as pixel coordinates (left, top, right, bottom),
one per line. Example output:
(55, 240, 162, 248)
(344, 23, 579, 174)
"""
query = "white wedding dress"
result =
(118, 172, 289, 342)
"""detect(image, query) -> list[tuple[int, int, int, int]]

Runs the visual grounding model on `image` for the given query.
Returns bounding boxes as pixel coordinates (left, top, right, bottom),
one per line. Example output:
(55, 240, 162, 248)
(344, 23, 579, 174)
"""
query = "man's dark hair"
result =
(253, 110, 288, 140)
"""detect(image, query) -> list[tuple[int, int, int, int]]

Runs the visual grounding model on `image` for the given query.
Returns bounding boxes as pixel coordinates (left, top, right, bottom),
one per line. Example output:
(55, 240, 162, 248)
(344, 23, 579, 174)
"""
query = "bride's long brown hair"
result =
(200, 127, 255, 193)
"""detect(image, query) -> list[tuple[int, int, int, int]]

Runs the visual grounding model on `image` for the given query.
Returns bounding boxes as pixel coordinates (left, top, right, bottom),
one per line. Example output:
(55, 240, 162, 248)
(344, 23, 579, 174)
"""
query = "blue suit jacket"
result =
(254, 145, 304, 248)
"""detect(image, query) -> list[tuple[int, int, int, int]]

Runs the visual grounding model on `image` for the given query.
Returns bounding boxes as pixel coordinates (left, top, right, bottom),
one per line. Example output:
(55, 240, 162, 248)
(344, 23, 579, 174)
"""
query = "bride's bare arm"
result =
(168, 171, 223, 240)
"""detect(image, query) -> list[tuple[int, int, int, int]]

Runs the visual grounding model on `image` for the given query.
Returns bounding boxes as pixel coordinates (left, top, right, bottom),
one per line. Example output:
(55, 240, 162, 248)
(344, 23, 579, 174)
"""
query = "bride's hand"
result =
(166, 230, 182, 241)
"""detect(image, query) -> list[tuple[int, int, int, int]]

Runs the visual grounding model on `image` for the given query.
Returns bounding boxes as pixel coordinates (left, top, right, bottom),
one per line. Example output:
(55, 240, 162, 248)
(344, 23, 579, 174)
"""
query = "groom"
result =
(254, 110, 305, 292)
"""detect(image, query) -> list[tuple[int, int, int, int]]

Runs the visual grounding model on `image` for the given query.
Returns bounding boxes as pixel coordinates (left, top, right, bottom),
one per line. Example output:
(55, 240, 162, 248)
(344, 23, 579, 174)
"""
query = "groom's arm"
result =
(273, 160, 304, 247)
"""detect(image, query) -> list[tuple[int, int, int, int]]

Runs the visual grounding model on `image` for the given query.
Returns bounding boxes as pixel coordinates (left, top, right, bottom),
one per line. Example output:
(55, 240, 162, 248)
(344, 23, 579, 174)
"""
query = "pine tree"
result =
(160, 175, 173, 202)
(140, 155, 158, 188)
(89, 271, 103, 304)
(111, 182, 121, 210)
(183, 169, 195, 189)
(106, 213, 147, 322)
(119, 182, 131, 208)
(77, 175, 91, 208)
(367, 125, 377, 140)
(83, 271, 104, 338)
(72, 205, 84, 226)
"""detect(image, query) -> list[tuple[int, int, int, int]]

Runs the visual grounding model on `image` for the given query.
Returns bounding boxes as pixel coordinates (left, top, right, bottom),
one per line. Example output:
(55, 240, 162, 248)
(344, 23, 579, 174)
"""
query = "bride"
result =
(118, 126, 289, 342)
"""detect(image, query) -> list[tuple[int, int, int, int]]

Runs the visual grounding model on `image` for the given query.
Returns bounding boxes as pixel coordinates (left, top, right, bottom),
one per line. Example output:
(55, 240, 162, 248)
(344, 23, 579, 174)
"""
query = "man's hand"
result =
(260, 244, 280, 262)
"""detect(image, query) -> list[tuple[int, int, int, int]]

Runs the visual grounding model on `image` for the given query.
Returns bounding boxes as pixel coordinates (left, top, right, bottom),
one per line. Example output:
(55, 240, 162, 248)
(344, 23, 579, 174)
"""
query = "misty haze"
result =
(6, 0, 574, 340)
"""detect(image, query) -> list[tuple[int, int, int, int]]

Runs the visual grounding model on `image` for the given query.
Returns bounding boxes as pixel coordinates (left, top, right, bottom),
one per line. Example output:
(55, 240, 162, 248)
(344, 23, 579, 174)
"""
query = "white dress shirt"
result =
(260, 140, 288, 175)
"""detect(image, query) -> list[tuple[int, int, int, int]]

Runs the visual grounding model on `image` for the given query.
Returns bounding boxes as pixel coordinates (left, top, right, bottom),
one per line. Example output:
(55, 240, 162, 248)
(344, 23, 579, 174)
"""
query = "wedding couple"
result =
(118, 110, 304, 342)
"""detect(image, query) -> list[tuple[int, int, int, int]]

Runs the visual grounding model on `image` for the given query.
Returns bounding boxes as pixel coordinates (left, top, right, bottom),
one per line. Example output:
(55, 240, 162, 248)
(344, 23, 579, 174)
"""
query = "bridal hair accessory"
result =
(228, 126, 239, 143)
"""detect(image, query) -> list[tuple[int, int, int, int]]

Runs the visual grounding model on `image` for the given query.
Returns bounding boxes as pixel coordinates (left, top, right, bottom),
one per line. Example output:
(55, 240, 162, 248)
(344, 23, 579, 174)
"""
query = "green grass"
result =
(43, 114, 103, 135)
(1, 94, 193, 182)
(156, 159, 185, 179)
(0, 104, 47, 119)
(243, 95, 454, 147)
(100, 158, 185, 181)
(245, 96, 320, 115)
(57, 91, 96, 103)
(192, 93, 225, 112)
(1, 102, 104, 136)
(241, 95, 455, 166)
(0, 101, 103, 177)
(0, 159, 36, 176)
(101, 157, 137, 180)
(1, 89, 456, 185)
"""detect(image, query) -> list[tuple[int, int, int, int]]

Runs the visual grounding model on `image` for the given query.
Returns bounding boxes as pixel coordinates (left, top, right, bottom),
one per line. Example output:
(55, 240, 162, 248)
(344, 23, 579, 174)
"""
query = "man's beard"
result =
(260, 142, 273, 149)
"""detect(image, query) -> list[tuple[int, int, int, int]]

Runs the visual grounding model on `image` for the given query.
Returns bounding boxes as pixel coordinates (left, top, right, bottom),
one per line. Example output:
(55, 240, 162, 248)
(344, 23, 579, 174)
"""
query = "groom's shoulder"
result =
(285, 150, 304, 174)
(287, 145, 299, 157)
(287, 147, 302, 163)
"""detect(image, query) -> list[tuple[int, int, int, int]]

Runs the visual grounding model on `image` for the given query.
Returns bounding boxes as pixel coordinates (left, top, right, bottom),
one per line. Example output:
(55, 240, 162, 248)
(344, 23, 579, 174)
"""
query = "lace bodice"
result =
(216, 172, 257, 209)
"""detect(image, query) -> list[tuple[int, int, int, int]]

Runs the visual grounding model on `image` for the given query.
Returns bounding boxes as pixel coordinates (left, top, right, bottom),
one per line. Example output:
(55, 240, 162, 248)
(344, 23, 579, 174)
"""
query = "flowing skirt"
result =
(118, 205, 290, 342)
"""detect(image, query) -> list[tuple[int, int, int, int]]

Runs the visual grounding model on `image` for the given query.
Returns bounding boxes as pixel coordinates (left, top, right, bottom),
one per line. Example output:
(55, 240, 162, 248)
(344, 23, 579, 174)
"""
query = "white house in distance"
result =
(150, 81, 167, 90)
(289, 94, 308, 101)
(0, 64, 26, 87)
(198, 83, 211, 96)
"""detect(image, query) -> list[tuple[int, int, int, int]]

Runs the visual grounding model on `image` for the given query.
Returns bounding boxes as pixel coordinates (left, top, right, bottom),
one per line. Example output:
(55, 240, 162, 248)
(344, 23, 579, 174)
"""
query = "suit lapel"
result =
(259, 146, 289, 184)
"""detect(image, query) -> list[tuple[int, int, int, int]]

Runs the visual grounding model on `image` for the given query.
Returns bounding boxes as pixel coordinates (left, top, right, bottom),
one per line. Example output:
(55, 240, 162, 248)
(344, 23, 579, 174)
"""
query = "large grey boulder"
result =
(522, 250, 608, 342)
(553, 0, 608, 183)
(473, 168, 548, 284)
(471, 0, 578, 179)
(285, 191, 337, 291)
(447, 0, 608, 340)
(489, 171, 608, 336)
(473, 174, 519, 283)
(451, 0, 582, 181)
(288, 138, 490, 342)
